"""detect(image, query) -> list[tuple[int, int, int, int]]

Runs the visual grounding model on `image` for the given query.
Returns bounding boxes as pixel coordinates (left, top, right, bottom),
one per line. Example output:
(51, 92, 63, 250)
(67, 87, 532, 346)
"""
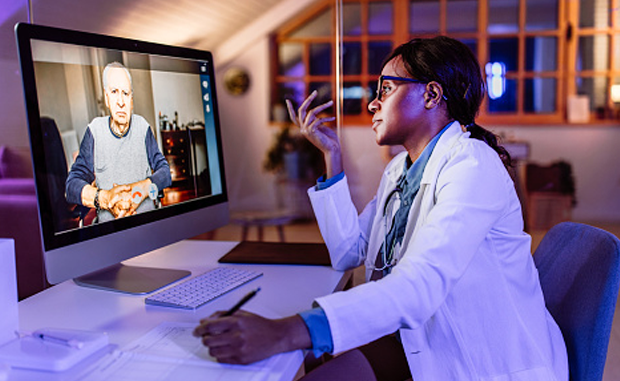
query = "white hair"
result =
(102, 62, 133, 91)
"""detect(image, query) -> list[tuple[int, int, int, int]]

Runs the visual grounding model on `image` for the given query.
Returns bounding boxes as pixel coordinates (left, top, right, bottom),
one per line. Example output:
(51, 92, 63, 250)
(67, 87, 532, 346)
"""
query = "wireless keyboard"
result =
(145, 267, 262, 310)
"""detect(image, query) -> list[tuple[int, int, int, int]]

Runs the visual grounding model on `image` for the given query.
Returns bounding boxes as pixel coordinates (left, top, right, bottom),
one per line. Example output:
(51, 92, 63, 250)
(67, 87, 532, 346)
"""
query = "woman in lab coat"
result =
(194, 36, 568, 381)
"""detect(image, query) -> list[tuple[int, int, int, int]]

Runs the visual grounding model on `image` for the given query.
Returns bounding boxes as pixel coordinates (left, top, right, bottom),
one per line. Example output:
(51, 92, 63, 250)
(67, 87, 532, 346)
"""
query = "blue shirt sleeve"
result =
(315, 171, 345, 191)
(65, 127, 95, 205)
(145, 128, 172, 191)
(298, 307, 334, 357)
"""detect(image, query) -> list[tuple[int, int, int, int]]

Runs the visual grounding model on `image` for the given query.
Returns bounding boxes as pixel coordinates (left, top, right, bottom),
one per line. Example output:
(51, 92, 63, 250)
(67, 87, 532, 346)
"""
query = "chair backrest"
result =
(533, 221, 620, 381)
(40, 117, 71, 226)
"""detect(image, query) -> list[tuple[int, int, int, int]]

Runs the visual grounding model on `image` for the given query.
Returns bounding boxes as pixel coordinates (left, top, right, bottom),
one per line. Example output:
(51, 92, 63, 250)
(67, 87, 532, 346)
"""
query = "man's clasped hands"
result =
(97, 180, 150, 218)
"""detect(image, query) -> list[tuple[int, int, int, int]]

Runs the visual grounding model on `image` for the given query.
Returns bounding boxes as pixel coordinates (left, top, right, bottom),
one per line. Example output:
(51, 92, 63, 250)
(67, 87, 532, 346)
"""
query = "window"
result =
(272, 0, 620, 125)
(572, 0, 620, 120)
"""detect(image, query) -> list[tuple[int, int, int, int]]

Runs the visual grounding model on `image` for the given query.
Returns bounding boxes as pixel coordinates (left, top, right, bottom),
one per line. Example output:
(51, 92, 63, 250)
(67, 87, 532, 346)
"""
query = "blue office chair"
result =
(533, 221, 620, 381)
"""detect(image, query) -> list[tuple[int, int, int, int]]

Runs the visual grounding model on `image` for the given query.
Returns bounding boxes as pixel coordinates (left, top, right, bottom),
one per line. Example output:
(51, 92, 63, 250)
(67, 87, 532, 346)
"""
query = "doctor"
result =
(194, 36, 568, 381)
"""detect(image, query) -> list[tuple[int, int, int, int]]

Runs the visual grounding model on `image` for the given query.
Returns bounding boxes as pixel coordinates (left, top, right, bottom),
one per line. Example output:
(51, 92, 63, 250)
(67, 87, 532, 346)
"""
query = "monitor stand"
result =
(74, 263, 191, 295)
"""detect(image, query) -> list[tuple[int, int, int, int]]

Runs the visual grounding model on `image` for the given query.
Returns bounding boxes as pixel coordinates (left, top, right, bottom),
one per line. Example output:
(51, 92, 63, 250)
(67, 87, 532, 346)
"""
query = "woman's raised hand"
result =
(286, 91, 343, 177)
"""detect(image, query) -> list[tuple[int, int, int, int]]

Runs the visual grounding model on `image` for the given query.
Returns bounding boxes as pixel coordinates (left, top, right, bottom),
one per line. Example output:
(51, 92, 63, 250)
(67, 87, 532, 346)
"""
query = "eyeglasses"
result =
(375, 75, 449, 101)
(375, 75, 425, 101)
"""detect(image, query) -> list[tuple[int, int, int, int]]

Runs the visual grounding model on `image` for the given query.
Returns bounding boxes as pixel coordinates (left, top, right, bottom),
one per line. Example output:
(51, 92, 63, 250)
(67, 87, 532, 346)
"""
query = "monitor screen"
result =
(15, 23, 229, 293)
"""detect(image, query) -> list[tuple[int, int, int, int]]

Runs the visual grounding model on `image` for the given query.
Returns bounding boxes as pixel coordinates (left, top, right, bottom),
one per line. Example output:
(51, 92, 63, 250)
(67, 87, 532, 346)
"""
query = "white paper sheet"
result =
(73, 322, 302, 381)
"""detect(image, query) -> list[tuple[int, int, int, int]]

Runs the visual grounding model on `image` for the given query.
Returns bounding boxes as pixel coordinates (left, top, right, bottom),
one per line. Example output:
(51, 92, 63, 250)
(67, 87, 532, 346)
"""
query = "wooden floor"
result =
(194, 219, 620, 379)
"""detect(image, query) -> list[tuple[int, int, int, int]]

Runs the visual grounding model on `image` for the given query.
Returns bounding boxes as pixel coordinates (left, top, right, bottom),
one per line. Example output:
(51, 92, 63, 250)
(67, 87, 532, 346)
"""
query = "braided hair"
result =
(383, 36, 512, 167)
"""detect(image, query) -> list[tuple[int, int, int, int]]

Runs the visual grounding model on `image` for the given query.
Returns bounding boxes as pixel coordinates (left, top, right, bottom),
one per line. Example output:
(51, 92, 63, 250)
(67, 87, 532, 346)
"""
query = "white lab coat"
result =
(308, 121, 568, 380)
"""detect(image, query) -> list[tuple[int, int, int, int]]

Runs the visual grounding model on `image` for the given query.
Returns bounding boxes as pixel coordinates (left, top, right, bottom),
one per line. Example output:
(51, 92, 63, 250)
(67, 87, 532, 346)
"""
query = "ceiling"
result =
(2, 0, 287, 53)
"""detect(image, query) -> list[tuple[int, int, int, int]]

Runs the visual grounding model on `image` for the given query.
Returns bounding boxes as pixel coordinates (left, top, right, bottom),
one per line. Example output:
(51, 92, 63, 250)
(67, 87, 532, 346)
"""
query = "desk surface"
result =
(13, 240, 347, 381)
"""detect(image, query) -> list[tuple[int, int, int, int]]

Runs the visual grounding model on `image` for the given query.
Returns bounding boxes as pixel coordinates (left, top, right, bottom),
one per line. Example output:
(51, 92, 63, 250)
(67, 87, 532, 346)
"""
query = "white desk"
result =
(12, 240, 349, 381)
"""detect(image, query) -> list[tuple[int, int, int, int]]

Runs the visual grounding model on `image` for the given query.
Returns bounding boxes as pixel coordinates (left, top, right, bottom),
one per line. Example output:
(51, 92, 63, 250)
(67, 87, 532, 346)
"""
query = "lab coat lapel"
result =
(420, 121, 468, 185)
(401, 121, 468, 255)
(366, 152, 407, 276)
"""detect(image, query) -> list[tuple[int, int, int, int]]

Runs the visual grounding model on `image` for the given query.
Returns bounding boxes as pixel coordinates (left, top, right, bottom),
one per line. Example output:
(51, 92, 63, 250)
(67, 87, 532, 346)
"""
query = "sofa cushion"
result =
(0, 179, 36, 195)
(0, 146, 33, 179)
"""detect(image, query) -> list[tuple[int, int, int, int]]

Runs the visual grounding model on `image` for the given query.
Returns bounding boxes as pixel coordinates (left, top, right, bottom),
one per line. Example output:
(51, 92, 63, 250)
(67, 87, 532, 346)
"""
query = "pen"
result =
(36, 332, 85, 349)
(222, 287, 261, 316)
(15, 330, 84, 349)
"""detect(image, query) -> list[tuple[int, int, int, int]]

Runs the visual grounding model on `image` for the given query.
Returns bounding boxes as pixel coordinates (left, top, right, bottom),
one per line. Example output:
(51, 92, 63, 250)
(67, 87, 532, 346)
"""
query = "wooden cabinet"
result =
(161, 130, 190, 182)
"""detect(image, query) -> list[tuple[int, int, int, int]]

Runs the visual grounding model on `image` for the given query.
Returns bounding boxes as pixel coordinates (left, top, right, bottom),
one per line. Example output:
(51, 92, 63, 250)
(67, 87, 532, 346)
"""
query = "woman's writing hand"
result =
(193, 311, 311, 365)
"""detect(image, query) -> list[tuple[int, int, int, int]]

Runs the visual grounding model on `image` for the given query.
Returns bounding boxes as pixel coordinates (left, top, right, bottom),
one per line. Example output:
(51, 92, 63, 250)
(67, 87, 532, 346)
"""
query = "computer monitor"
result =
(15, 23, 229, 294)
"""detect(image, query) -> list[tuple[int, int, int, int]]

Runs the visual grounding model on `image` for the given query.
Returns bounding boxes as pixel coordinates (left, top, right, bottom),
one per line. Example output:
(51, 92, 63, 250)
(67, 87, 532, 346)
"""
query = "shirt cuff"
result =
(315, 171, 345, 191)
(298, 307, 334, 357)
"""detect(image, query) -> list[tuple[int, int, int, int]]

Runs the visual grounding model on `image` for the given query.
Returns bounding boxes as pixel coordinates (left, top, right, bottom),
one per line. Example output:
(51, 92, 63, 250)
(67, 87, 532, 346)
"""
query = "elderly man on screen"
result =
(66, 62, 171, 223)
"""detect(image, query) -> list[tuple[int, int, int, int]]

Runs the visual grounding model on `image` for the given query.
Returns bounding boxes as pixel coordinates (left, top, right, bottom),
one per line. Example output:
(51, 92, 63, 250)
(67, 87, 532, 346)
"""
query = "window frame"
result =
(271, 0, 620, 126)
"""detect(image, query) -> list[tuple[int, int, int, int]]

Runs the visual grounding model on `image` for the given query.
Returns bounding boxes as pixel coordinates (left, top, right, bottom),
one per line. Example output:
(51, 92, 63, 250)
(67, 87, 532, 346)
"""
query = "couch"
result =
(0, 146, 49, 300)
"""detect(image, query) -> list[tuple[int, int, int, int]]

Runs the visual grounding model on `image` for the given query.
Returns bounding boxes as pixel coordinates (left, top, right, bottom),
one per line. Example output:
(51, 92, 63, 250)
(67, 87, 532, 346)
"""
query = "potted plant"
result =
(263, 125, 324, 181)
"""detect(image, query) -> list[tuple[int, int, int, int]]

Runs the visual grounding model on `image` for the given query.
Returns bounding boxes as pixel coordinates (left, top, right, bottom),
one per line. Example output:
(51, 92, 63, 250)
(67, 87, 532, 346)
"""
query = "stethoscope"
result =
(373, 185, 404, 272)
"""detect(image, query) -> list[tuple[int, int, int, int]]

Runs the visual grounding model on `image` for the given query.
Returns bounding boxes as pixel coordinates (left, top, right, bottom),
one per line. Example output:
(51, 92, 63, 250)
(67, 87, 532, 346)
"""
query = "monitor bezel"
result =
(15, 23, 229, 283)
